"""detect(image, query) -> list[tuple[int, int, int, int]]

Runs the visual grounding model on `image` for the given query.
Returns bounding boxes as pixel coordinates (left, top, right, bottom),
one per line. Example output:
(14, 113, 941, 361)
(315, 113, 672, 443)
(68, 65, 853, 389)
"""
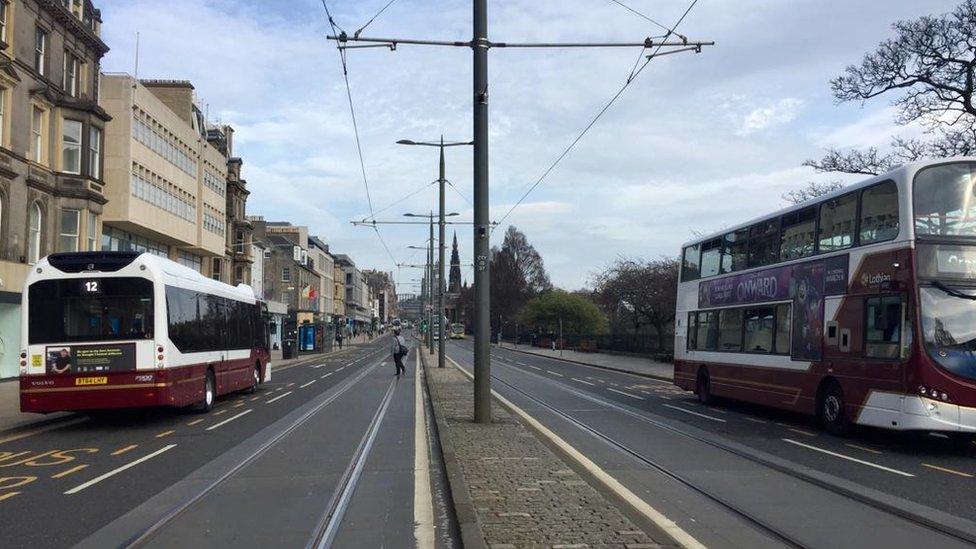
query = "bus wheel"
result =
(696, 368, 712, 404)
(818, 382, 849, 436)
(195, 371, 215, 413)
(246, 364, 260, 394)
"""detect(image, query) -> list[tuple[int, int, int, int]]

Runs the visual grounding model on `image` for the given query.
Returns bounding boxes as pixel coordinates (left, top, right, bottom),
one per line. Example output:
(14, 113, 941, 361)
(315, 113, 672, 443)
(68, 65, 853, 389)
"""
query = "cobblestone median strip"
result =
(423, 353, 670, 548)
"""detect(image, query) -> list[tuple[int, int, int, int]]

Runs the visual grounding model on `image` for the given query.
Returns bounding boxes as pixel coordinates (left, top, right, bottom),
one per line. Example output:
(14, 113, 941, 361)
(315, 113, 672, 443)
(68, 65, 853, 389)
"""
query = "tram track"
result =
(122, 347, 390, 548)
(457, 349, 976, 548)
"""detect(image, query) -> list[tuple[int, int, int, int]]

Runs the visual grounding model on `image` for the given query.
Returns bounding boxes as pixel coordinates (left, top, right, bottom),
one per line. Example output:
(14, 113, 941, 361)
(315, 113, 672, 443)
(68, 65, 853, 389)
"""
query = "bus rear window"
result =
(28, 278, 154, 344)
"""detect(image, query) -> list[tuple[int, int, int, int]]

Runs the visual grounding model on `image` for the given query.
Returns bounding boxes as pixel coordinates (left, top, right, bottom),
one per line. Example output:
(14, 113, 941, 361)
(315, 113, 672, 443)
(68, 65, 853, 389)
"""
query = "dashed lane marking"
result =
(111, 444, 139, 456)
(300, 379, 317, 389)
(266, 391, 293, 404)
(571, 378, 594, 386)
(186, 419, 205, 427)
(0, 492, 20, 501)
(320, 373, 333, 379)
(546, 370, 565, 377)
(528, 365, 542, 371)
(65, 444, 178, 495)
(52, 464, 88, 479)
(286, 383, 296, 388)
(782, 439, 914, 477)
(155, 430, 175, 439)
(608, 388, 644, 400)
(662, 404, 726, 422)
(744, 417, 768, 424)
(213, 410, 226, 416)
(845, 443, 881, 455)
(206, 409, 253, 431)
(787, 427, 817, 437)
(250, 396, 260, 401)
(233, 402, 245, 408)
(922, 463, 974, 478)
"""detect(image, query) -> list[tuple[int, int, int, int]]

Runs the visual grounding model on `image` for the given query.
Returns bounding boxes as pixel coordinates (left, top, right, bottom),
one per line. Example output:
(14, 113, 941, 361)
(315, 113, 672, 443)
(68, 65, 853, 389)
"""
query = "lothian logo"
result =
(861, 272, 892, 286)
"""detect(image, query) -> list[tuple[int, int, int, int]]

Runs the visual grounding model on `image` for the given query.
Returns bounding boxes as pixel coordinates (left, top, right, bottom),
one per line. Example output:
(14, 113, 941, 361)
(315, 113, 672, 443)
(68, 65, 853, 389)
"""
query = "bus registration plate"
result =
(75, 377, 107, 386)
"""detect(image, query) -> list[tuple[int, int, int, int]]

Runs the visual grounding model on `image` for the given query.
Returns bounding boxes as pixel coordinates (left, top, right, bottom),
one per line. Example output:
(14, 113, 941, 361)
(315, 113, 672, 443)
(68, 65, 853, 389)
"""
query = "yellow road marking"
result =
(213, 410, 227, 416)
(52, 464, 89, 478)
(186, 419, 204, 427)
(0, 492, 20, 502)
(922, 463, 974, 478)
(111, 444, 138, 456)
(845, 443, 881, 455)
(787, 427, 817, 437)
(233, 402, 245, 408)
(155, 430, 175, 438)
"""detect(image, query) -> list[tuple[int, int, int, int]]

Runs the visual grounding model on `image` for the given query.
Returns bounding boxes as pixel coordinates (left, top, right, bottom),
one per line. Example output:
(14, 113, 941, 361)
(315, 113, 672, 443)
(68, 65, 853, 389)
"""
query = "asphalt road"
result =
(447, 340, 976, 548)
(0, 338, 443, 549)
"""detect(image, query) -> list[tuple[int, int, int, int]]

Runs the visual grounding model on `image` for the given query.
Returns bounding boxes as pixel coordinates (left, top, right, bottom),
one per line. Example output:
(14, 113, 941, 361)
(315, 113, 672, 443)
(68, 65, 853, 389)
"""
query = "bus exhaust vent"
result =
(47, 252, 142, 273)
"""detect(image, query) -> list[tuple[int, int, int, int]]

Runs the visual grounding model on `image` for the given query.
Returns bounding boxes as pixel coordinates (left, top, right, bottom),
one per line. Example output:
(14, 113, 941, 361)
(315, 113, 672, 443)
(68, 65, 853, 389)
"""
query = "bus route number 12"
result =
(82, 280, 101, 294)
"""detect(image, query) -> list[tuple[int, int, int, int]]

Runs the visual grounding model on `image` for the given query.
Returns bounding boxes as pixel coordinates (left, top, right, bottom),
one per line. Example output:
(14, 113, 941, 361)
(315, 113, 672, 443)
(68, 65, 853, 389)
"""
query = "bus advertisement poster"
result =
(45, 343, 136, 374)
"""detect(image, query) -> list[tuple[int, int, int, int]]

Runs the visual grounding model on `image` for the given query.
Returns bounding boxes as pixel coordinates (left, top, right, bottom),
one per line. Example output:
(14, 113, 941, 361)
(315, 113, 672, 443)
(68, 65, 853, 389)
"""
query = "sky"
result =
(97, 0, 960, 292)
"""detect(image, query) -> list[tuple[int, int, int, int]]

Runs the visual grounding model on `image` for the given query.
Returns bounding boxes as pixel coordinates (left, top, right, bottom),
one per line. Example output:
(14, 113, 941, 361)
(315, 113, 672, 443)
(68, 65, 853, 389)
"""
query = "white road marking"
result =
(321, 372, 334, 378)
(300, 379, 317, 388)
(662, 404, 726, 422)
(206, 409, 253, 431)
(414, 352, 435, 546)
(782, 439, 914, 477)
(546, 370, 564, 377)
(65, 445, 177, 494)
(571, 378, 594, 386)
(528, 365, 542, 371)
(266, 391, 293, 404)
(608, 388, 644, 400)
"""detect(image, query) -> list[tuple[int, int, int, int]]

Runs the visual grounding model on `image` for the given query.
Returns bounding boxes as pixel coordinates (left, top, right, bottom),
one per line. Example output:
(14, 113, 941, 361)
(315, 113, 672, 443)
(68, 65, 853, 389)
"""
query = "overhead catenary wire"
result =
(493, 0, 701, 230)
(354, 0, 401, 38)
(367, 178, 438, 221)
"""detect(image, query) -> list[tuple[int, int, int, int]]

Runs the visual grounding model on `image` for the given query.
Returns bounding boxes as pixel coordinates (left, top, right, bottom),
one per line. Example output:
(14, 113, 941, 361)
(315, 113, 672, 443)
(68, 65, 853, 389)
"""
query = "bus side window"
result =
(687, 312, 698, 351)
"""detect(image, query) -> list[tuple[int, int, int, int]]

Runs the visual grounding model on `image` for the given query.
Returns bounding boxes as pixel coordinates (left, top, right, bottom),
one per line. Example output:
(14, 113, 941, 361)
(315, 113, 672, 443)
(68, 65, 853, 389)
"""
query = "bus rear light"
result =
(919, 386, 928, 396)
(940, 392, 949, 402)
(19, 351, 26, 359)
(157, 354, 164, 361)
(156, 346, 164, 353)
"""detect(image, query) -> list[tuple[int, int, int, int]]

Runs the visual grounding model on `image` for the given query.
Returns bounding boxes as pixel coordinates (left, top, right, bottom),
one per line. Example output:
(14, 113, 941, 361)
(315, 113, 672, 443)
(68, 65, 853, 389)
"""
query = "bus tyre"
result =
(246, 364, 260, 394)
(819, 382, 849, 436)
(195, 371, 215, 413)
(696, 368, 712, 405)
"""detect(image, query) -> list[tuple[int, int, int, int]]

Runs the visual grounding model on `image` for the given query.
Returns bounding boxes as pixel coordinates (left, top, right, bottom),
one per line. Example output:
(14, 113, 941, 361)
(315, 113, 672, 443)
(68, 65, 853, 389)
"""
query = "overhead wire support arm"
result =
(327, 34, 714, 50)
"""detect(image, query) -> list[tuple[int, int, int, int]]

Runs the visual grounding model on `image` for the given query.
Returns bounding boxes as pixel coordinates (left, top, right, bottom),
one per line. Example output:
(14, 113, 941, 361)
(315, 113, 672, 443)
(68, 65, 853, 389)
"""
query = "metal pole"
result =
(438, 137, 447, 368)
(428, 215, 435, 355)
(473, 0, 491, 423)
(559, 318, 563, 357)
(514, 322, 518, 349)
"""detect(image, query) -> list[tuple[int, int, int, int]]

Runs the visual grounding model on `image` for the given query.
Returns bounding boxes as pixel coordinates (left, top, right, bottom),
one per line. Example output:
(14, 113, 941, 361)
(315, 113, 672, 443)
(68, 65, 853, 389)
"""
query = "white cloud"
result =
(736, 98, 805, 136)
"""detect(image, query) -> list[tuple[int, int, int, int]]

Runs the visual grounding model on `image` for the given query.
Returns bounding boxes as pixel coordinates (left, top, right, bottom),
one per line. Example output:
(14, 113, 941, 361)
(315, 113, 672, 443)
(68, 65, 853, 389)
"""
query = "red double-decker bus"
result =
(20, 251, 271, 413)
(674, 158, 976, 440)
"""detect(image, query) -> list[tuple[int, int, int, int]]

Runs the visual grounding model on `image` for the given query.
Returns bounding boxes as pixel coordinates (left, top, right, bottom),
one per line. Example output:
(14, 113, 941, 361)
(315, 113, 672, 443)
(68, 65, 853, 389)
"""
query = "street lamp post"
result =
(398, 137, 473, 369)
(405, 209, 460, 362)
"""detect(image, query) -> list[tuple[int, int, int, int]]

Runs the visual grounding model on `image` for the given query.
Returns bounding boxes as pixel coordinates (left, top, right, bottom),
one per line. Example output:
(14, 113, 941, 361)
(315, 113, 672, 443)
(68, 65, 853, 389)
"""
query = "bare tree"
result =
(782, 181, 847, 205)
(592, 257, 678, 350)
(806, 1, 976, 175)
(489, 226, 552, 332)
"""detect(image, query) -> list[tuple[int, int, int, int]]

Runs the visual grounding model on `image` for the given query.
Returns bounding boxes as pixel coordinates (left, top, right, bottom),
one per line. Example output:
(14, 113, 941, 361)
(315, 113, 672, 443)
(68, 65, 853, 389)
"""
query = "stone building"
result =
(225, 152, 252, 286)
(250, 219, 320, 320)
(308, 235, 334, 322)
(364, 269, 397, 325)
(0, 0, 109, 378)
(100, 75, 231, 277)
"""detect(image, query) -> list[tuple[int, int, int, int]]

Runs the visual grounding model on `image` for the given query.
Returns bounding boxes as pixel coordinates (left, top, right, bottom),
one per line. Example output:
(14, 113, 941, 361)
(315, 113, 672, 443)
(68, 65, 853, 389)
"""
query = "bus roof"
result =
(679, 156, 976, 249)
(37, 251, 257, 303)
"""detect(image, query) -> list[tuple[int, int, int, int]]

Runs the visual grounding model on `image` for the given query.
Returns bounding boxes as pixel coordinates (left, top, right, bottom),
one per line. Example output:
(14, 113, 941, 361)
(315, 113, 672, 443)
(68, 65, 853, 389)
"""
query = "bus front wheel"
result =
(818, 381, 849, 436)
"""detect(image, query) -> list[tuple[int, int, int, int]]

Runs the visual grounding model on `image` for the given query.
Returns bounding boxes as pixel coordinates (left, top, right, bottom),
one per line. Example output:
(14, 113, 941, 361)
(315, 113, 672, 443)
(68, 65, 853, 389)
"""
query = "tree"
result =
(806, 1, 976, 176)
(592, 256, 679, 349)
(489, 226, 552, 332)
(518, 291, 608, 335)
(782, 181, 846, 205)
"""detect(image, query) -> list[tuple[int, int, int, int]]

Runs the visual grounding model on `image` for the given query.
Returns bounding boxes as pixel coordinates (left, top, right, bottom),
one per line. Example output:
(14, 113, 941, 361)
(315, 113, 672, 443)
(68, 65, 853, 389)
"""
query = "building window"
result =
(264, 249, 271, 259)
(71, 0, 82, 18)
(0, 2, 8, 45)
(62, 119, 82, 174)
(212, 258, 222, 280)
(87, 211, 97, 251)
(100, 225, 169, 257)
(282, 267, 291, 282)
(178, 250, 202, 273)
(34, 27, 46, 75)
(0, 87, 6, 147)
(58, 209, 79, 251)
(31, 106, 44, 163)
(63, 51, 79, 96)
(28, 202, 42, 264)
(89, 127, 101, 179)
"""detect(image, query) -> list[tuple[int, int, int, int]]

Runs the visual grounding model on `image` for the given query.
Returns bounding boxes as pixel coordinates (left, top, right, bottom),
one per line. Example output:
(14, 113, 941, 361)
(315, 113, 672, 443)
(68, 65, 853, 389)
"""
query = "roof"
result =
(681, 157, 976, 248)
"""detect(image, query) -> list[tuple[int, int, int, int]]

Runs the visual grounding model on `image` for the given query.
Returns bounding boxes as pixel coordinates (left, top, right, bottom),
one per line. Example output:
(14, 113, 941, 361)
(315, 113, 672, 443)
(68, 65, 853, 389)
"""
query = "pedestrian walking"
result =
(335, 327, 344, 349)
(391, 328, 408, 377)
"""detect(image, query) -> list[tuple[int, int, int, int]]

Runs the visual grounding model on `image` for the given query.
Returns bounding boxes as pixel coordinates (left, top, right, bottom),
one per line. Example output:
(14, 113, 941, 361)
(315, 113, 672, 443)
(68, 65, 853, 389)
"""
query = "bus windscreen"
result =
(28, 277, 154, 344)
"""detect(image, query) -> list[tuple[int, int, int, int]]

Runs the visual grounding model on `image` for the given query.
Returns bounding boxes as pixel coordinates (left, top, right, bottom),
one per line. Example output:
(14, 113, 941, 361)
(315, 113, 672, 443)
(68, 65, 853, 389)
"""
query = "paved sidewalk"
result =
(0, 348, 342, 435)
(424, 353, 663, 548)
(499, 343, 674, 381)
